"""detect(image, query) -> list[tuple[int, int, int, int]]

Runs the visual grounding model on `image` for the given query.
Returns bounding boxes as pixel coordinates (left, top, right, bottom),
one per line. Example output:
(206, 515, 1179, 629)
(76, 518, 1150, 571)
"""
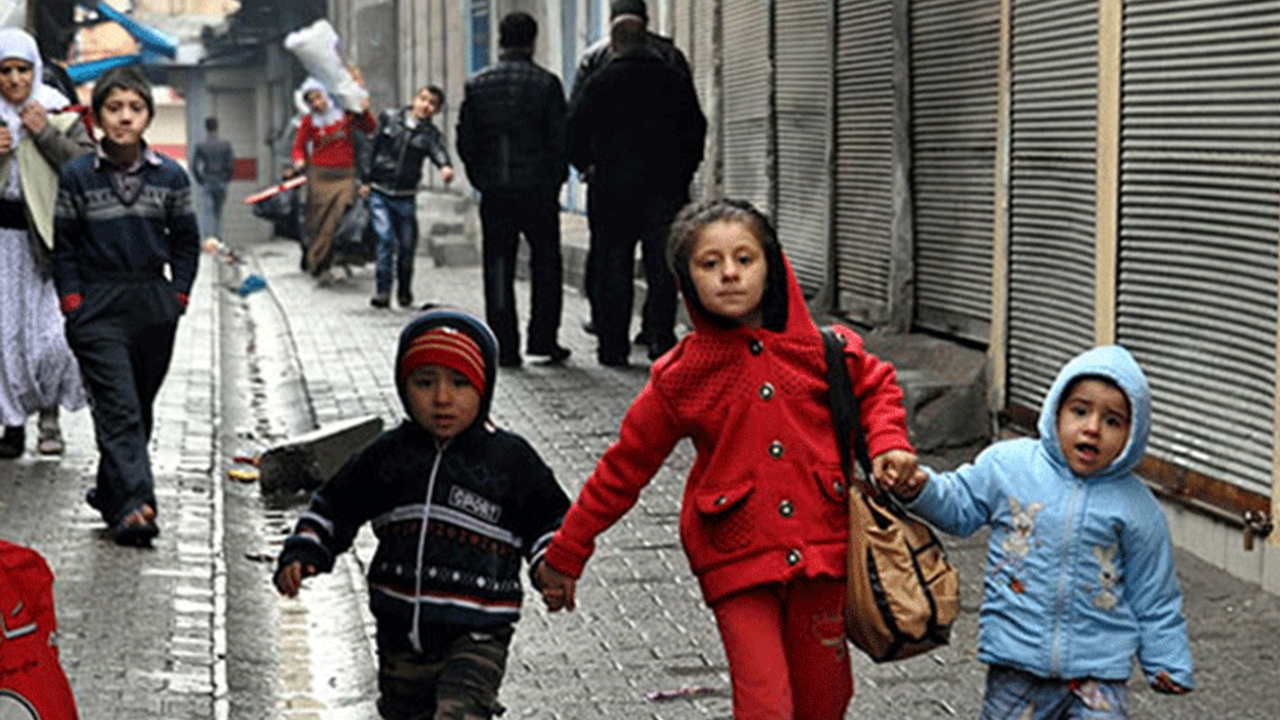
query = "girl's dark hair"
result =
(666, 197, 789, 331)
(91, 65, 154, 120)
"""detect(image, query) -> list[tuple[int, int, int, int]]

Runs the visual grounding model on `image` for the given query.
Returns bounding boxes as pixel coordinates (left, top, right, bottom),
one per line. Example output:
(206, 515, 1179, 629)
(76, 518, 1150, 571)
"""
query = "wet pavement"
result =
(3, 201, 1280, 719)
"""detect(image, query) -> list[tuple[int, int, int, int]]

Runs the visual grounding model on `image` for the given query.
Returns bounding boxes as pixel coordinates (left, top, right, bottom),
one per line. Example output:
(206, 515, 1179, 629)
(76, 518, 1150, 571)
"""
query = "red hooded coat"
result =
(544, 251, 913, 605)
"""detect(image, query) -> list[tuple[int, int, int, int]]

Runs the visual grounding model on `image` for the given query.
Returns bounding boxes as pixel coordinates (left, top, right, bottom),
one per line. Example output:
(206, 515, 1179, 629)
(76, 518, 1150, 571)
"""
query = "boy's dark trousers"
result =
(65, 278, 180, 526)
(376, 625, 513, 720)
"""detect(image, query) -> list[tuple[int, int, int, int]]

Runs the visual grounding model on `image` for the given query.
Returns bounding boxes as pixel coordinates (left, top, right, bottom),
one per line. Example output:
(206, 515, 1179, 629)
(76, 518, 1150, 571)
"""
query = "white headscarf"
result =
(0, 28, 70, 142)
(298, 76, 343, 128)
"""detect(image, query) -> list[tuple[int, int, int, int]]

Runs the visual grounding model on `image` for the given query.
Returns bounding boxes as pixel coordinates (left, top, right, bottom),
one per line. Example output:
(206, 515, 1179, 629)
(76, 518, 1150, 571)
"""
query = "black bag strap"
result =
(820, 326, 874, 492)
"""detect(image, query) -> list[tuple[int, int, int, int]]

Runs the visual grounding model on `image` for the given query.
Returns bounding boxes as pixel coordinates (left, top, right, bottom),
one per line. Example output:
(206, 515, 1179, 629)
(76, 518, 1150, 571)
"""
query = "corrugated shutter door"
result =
(1117, 0, 1279, 495)
(775, 0, 832, 294)
(834, 0, 894, 323)
(1005, 0, 1098, 411)
(911, 0, 999, 343)
(688, 0, 717, 201)
(722, 0, 771, 213)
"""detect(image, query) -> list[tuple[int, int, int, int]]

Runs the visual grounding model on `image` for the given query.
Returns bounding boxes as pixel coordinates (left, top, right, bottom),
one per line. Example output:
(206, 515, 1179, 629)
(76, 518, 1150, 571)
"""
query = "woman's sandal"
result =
(112, 505, 159, 547)
(37, 411, 64, 455)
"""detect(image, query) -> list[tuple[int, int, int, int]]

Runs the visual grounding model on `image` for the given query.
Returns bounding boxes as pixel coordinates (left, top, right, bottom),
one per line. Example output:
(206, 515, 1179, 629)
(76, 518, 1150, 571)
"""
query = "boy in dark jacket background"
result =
(361, 85, 454, 309)
(274, 308, 570, 720)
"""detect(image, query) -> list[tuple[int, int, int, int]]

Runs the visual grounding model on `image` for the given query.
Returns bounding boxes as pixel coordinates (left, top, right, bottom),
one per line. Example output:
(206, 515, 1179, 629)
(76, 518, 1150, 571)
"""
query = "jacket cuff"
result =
(542, 538, 586, 580)
(276, 533, 334, 575)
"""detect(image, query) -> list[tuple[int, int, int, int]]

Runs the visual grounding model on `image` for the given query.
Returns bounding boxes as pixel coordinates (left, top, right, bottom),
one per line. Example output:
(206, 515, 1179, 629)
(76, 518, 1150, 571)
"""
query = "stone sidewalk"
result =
(235, 230, 1280, 720)
(3, 211, 1278, 719)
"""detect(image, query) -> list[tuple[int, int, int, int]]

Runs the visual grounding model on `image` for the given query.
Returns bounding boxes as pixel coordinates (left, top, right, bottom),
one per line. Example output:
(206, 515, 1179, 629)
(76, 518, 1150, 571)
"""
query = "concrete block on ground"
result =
(418, 190, 480, 267)
(258, 415, 384, 494)
(860, 333, 991, 453)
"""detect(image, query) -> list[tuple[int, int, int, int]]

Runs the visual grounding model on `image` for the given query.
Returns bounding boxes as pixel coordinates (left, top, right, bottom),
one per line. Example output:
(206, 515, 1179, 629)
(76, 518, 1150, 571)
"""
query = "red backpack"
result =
(0, 540, 79, 720)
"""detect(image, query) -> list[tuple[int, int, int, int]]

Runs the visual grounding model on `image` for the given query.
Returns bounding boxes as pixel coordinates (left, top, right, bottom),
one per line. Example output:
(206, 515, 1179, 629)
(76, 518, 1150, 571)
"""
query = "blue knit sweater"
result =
(52, 147, 200, 298)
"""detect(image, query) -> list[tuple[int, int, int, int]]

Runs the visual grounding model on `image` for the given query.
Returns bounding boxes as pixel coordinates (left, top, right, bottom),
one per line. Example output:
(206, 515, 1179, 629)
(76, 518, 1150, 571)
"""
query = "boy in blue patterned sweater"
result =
(51, 66, 200, 547)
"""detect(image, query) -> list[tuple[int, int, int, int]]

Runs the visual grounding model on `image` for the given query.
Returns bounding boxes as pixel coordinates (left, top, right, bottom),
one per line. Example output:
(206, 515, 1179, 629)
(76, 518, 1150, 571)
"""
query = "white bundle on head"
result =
(284, 19, 367, 112)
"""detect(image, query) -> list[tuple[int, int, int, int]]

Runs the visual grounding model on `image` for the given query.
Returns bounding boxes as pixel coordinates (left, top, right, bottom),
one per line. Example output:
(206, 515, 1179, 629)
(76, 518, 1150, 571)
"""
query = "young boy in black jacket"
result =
(274, 308, 569, 720)
(361, 85, 454, 309)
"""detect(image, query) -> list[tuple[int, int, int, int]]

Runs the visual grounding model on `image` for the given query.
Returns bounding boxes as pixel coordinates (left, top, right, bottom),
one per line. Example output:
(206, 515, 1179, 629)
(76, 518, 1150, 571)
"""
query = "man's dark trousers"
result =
(587, 184, 684, 364)
(65, 280, 179, 526)
(479, 187, 564, 364)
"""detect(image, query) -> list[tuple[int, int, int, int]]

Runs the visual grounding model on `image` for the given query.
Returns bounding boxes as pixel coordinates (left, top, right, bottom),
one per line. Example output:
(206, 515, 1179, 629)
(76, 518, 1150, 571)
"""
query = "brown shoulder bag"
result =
(821, 327, 960, 663)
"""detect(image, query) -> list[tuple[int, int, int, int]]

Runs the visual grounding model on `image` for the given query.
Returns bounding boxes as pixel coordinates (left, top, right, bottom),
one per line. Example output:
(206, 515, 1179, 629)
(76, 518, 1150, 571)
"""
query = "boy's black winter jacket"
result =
(363, 107, 451, 196)
(277, 418, 570, 653)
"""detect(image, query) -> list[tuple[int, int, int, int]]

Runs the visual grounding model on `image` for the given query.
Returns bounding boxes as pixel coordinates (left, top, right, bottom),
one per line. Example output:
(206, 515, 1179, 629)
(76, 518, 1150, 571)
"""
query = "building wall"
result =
(319, 0, 1280, 585)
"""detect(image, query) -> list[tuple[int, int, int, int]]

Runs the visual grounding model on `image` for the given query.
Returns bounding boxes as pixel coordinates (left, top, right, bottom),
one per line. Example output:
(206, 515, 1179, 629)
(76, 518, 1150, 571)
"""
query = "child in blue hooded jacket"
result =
(884, 345, 1193, 720)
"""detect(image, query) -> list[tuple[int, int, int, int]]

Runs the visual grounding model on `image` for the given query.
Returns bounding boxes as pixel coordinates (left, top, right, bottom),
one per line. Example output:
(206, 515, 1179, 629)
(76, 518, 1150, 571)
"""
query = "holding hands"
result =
(533, 561, 577, 612)
(873, 448, 928, 500)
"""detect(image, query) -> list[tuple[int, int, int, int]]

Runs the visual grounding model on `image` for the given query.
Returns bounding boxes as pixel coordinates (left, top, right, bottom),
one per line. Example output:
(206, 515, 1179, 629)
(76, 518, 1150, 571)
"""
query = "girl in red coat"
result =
(536, 198, 918, 719)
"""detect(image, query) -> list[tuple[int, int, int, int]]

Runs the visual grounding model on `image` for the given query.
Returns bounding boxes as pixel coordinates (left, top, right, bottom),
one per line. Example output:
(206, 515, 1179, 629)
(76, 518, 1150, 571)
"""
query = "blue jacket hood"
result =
(1037, 345, 1150, 481)
(394, 308, 500, 432)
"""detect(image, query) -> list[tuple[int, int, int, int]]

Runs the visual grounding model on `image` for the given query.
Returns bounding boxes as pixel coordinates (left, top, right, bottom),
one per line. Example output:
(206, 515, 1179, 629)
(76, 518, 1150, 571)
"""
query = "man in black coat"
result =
(457, 12, 570, 368)
(571, 0, 692, 347)
(568, 12, 706, 366)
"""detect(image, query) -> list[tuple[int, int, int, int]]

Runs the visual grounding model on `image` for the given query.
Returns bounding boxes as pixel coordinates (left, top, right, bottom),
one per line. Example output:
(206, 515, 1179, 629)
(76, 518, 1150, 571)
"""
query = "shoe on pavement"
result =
(370, 294, 390, 308)
(647, 337, 677, 361)
(498, 354, 523, 369)
(112, 505, 159, 547)
(0, 425, 24, 458)
(598, 352, 630, 368)
(529, 345, 571, 363)
(37, 433, 64, 455)
(581, 318, 596, 335)
(398, 292, 414, 308)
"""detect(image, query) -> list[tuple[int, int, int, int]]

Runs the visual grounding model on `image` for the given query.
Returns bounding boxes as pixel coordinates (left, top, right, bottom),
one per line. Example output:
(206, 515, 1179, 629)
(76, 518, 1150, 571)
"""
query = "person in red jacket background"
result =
(535, 198, 919, 720)
(288, 77, 374, 280)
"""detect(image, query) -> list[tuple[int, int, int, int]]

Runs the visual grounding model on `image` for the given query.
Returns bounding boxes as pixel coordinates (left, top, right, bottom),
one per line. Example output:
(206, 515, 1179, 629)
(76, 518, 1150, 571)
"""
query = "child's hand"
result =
(873, 449, 928, 500)
(1151, 671, 1190, 695)
(274, 560, 316, 598)
(533, 562, 577, 612)
(872, 449, 918, 489)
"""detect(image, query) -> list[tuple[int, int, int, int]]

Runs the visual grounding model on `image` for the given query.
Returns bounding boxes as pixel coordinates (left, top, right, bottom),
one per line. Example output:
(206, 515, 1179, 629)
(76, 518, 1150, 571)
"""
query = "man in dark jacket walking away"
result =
(568, 13, 706, 366)
(362, 85, 454, 309)
(457, 12, 570, 368)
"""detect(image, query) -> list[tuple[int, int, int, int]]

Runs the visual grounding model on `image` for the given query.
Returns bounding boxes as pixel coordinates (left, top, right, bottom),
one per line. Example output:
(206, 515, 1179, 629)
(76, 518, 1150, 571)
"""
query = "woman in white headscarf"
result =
(0, 28, 92, 458)
(288, 76, 374, 280)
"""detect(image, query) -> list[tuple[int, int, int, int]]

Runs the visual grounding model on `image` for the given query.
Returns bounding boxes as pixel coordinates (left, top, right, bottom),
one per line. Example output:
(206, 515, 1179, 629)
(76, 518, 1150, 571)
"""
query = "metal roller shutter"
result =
(687, 0, 718, 201)
(775, 0, 832, 294)
(834, 0, 894, 323)
(1117, 0, 1280, 495)
(722, 0, 771, 214)
(911, 0, 999, 343)
(1005, 0, 1098, 411)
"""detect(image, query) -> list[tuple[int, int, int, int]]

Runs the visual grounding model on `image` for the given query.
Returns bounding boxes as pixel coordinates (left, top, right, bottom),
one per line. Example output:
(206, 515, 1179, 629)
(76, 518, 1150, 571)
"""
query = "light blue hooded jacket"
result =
(907, 345, 1194, 688)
